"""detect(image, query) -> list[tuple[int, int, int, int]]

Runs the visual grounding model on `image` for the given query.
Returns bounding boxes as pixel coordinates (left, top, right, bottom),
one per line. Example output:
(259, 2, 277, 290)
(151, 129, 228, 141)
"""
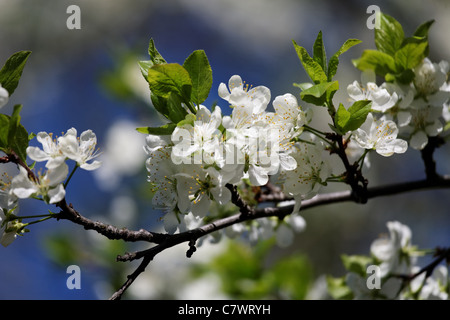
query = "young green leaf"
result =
(139, 38, 167, 80)
(313, 31, 327, 74)
(0, 114, 9, 149)
(8, 104, 29, 161)
(341, 254, 373, 277)
(413, 19, 435, 39)
(335, 100, 371, 134)
(328, 39, 362, 81)
(352, 50, 396, 77)
(293, 40, 328, 84)
(374, 12, 404, 56)
(299, 81, 339, 106)
(0, 51, 31, 96)
(147, 63, 192, 103)
(148, 38, 167, 65)
(183, 50, 213, 106)
(136, 123, 177, 135)
(394, 42, 428, 70)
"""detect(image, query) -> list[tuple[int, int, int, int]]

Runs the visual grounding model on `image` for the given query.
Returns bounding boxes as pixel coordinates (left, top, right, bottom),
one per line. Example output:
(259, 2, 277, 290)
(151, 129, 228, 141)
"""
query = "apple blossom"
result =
(58, 128, 102, 170)
(352, 113, 408, 156)
(11, 164, 68, 204)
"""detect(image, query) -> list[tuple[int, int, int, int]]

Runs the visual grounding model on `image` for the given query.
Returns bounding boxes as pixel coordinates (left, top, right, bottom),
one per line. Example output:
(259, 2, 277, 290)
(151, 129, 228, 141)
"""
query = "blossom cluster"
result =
(143, 56, 450, 247)
(345, 221, 448, 300)
(144, 75, 327, 243)
(348, 58, 450, 154)
(0, 128, 101, 246)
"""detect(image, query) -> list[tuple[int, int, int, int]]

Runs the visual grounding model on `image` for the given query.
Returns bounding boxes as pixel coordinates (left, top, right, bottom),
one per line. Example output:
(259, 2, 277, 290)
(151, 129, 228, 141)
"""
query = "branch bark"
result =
(52, 174, 450, 300)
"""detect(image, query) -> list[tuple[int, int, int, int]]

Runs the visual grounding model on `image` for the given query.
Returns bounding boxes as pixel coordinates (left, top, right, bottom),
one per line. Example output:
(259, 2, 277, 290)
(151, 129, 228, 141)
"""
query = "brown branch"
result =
(50, 174, 450, 300)
(55, 199, 169, 244)
(109, 175, 450, 299)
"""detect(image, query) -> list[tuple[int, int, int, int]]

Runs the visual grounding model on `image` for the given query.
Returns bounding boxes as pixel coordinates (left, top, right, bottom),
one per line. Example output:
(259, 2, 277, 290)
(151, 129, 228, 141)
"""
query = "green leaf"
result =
(413, 19, 435, 39)
(341, 254, 373, 277)
(183, 50, 213, 106)
(293, 40, 328, 84)
(136, 122, 177, 135)
(335, 100, 371, 134)
(139, 38, 167, 80)
(0, 51, 31, 96)
(300, 81, 339, 106)
(326, 275, 353, 300)
(0, 114, 9, 149)
(148, 38, 167, 65)
(147, 63, 192, 103)
(138, 60, 153, 80)
(374, 12, 404, 56)
(328, 39, 362, 80)
(166, 92, 188, 123)
(313, 31, 327, 74)
(8, 104, 29, 161)
(352, 49, 396, 77)
(394, 42, 428, 70)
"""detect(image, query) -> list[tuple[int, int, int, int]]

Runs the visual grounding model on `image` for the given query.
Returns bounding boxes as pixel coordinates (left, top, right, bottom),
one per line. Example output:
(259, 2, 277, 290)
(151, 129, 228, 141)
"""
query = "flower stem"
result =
(64, 164, 79, 188)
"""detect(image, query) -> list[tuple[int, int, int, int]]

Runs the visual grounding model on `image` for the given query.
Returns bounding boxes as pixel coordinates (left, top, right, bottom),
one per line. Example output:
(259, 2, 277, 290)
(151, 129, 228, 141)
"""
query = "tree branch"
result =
(52, 174, 450, 300)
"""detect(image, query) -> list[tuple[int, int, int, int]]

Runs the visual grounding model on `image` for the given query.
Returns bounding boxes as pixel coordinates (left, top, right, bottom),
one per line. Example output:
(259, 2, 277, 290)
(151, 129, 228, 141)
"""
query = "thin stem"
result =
(23, 216, 53, 226)
(64, 164, 79, 188)
(303, 125, 335, 147)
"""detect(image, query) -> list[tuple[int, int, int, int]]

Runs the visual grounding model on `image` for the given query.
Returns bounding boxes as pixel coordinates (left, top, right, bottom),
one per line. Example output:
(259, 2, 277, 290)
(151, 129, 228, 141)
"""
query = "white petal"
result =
(0, 85, 9, 109)
(26, 146, 50, 162)
(248, 165, 268, 186)
(45, 156, 67, 169)
(163, 211, 180, 234)
(410, 131, 428, 150)
(1, 231, 16, 247)
(80, 160, 102, 171)
(48, 184, 66, 204)
(45, 163, 69, 186)
(347, 81, 365, 101)
(191, 195, 210, 218)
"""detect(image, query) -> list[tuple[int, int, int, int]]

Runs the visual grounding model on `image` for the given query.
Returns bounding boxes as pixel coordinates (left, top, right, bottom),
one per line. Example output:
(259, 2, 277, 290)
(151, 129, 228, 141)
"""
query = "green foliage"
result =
(293, 32, 360, 119)
(299, 81, 339, 106)
(183, 50, 213, 106)
(334, 100, 372, 134)
(340, 254, 372, 277)
(353, 12, 433, 84)
(0, 50, 31, 96)
(326, 275, 353, 300)
(191, 240, 314, 299)
(0, 105, 30, 161)
(137, 39, 216, 135)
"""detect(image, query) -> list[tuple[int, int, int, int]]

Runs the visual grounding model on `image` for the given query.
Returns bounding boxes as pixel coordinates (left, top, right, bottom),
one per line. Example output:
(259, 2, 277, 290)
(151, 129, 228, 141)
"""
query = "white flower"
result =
(409, 265, 448, 300)
(0, 84, 8, 109)
(370, 221, 414, 278)
(347, 71, 398, 113)
(26, 132, 66, 169)
(402, 104, 444, 150)
(281, 142, 330, 213)
(352, 113, 408, 156)
(171, 105, 222, 165)
(0, 179, 20, 247)
(58, 128, 102, 170)
(219, 75, 271, 115)
(175, 164, 231, 218)
(414, 58, 450, 105)
(270, 93, 306, 133)
(11, 164, 68, 204)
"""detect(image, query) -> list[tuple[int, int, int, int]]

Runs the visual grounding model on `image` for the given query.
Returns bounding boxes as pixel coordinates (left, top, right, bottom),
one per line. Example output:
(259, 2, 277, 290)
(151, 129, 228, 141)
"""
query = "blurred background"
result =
(0, 0, 449, 299)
